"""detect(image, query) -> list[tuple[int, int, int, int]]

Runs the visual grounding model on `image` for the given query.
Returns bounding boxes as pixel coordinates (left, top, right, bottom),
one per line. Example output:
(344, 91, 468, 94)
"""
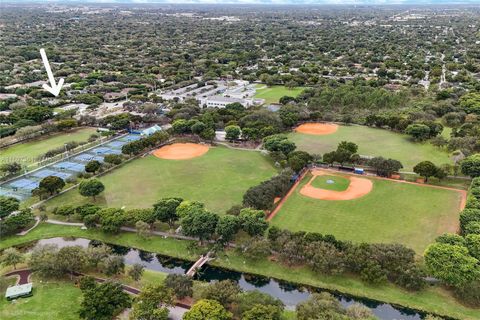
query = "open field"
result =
(44, 146, 276, 213)
(288, 124, 452, 171)
(254, 85, 305, 104)
(0, 279, 82, 320)
(271, 171, 464, 253)
(1, 223, 479, 320)
(0, 128, 97, 166)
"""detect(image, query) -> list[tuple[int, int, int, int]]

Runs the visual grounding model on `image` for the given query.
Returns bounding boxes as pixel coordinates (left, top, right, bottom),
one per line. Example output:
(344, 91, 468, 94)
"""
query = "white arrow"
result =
(40, 48, 64, 97)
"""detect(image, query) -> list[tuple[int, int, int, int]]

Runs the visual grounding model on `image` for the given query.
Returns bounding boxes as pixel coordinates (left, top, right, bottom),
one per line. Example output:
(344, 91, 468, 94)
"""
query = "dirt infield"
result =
(300, 169, 373, 200)
(153, 143, 209, 160)
(295, 123, 339, 135)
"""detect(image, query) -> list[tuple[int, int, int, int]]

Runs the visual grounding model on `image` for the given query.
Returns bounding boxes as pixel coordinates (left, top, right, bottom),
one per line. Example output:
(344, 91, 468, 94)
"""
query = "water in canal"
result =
(32, 237, 428, 320)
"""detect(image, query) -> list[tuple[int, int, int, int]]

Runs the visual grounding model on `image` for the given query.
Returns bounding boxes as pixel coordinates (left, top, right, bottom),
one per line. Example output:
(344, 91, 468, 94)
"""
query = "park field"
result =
(271, 172, 464, 253)
(288, 124, 452, 171)
(0, 128, 97, 166)
(254, 85, 305, 104)
(44, 146, 277, 214)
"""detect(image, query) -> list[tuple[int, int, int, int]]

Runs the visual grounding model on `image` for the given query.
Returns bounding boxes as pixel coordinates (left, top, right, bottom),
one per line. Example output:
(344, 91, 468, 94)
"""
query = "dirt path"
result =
(4, 269, 31, 285)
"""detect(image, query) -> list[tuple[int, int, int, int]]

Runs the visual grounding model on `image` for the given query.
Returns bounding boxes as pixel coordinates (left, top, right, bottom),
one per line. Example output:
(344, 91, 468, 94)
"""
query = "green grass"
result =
(310, 175, 350, 191)
(0, 278, 82, 320)
(1, 223, 479, 320)
(0, 268, 168, 320)
(254, 85, 305, 104)
(289, 125, 452, 171)
(44, 146, 277, 214)
(272, 173, 463, 254)
(0, 128, 97, 166)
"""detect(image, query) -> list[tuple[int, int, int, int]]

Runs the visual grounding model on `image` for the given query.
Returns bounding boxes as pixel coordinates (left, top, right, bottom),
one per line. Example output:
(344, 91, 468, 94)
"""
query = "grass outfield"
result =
(44, 146, 277, 214)
(254, 85, 305, 104)
(271, 173, 463, 254)
(311, 175, 350, 191)
(0, 128, 97, 166)
(2, 223, 479, 320)
(288, 125, 452, 171)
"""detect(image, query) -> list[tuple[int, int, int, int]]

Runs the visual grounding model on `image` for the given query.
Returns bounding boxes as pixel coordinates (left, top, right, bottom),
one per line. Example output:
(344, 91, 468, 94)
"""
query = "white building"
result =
(200, 95, 253, 108)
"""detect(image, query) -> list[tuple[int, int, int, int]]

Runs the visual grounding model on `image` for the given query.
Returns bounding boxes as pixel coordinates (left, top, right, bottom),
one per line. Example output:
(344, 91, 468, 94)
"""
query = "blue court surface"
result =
(73, 153, 104, 163)
(31, 169, 72, 180)
(6, 178, 39, 192)
(105, 141, 126, 149)
(52, 161, 85, 172)
(92, 147, 122, 155)
(118, 134, 141, 142)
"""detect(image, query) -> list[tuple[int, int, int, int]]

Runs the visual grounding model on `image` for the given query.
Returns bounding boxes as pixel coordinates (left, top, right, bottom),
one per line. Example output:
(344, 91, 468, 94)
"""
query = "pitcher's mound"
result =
(295, 123, 338, 135)
(153, 143, 209, 160)
(300, 169, 373, 200)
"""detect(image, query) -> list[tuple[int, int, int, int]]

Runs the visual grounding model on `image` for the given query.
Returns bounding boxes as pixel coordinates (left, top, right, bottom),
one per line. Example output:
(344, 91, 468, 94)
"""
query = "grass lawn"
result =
(44, 146, 277, 214)
(254, 85, 305, 104)
(0, 278, 82, 320)
(1, 223, 479, 320)
(311, 175, 350, 191)
(0, 128, 97, 166)
(288, 125, 452, 171)
(271, 173, 463, 254)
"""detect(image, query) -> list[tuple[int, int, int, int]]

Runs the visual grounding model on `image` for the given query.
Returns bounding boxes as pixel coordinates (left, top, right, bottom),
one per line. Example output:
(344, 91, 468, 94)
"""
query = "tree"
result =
(237, 290, 284, 319)
(56, 246, 88, 279)
(200, 128, 216, 141)
(130, 284, 173, 320)
(164, 274, 193, 299)
(180, 207, 218, 244)
(239, 208, 268, 237)
(413, 161, 438, 182)
(242, 237, 271, 260)
(79, 281, 131, 320)
(424, 243, 480, 287)
(183, 299, 232, 320)
(461, 154, 480, 178)
(287, 151, 312, 172)
(263, 135, 296, 156)
(38, 175, 65, 196)
(225, 125, 241, 141)
(200, 280, 241, 308)
(103, 154, 123, 165)
(215, 215, 241, 244)
(98, 208, 125, 233)
(103, 255, 125, 276)
(0, 248, 24, 269)
(153, 197, 183, 229)
(405, 124, 431, 141)
(367, 157, 403, 177)
(296, 293, 344, 320)
(135, 220, 150, 239)
(0, 196, 20, 218)
(0, 162, 21, 176)
(85, 160, 101, 174)
(337, 141, 358, 154)
(79, 179, 105, 200)
(242, 304, 281, 320)
(128, 263, 145, 282)
(466, 234, 480, 260)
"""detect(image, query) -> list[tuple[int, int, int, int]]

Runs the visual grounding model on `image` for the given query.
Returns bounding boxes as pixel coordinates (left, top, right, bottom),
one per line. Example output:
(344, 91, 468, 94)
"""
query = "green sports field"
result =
(0, 128, 97, 166)
(311, 175, 350, 191)
(254, 85, 305, 104)
(271, 172, 463, 253)
(44, 146, 277, 214)
(289, 125, 452, 171)
(0, 280, 82, 320)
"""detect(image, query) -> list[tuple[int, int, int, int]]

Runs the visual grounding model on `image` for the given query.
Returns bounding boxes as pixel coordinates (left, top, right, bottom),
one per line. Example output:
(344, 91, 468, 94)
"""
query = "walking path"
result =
(16, 216, 41, 236)
(186, 252, 213, 277)
(4, 269, 31, 285)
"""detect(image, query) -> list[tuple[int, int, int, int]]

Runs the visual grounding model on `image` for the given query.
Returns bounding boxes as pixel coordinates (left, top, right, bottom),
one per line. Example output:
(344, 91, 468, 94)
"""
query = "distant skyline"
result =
(5, 0, 480, 5)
